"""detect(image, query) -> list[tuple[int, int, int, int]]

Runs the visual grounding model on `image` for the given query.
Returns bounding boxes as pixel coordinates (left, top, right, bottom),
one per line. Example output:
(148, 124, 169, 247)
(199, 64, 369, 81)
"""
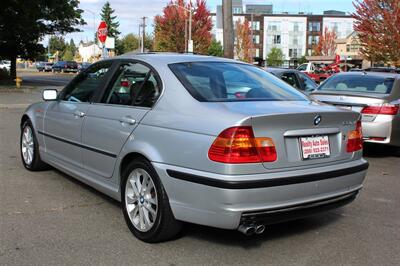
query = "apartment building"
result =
(211, 4, 354, 66)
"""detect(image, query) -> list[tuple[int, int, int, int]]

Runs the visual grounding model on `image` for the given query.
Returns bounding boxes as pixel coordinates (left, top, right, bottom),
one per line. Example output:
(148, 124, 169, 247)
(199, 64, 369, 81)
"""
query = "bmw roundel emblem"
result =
(314, 115, 322, 126)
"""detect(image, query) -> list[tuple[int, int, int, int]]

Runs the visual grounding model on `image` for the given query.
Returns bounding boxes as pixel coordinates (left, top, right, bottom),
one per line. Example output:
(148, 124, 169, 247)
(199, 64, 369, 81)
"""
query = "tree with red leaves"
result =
(353, 0, 400, 65)
(235, 19, 253, 63)
(154, 0, 212, 54)
(313, 26, 337, 56)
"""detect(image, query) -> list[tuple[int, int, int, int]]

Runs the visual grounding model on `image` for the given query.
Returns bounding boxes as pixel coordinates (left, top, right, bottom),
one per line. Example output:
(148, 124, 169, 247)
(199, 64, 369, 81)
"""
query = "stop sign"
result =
(97, 21, 108, 44)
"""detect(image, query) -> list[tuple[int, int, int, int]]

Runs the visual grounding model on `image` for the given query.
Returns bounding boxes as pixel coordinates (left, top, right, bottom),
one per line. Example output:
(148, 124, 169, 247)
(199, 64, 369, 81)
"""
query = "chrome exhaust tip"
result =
(255, 224, 265, 234)
(238, 224, 256, 236)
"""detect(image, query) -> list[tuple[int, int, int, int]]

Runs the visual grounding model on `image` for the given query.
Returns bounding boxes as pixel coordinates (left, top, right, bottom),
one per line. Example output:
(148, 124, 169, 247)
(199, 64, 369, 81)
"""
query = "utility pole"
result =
(222, 0, 234, 58)
(138, 24, 142, 53)
(141, 17, 147, 53)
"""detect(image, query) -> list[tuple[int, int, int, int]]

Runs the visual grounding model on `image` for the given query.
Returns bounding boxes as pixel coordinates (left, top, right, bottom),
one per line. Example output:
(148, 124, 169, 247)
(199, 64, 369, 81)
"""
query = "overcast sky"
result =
(55, 0, 356, 44)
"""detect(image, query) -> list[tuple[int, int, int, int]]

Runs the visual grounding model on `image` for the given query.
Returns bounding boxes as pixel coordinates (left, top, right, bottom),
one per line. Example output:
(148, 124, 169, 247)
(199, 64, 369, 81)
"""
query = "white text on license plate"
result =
(300, 136, 330, 160)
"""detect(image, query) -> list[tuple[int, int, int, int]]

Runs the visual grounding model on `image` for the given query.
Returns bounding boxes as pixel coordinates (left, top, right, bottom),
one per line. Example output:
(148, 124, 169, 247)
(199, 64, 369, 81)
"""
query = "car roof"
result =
(330, 71, 400, 79)
(264, 67, 299, 74)
(115, 52, 242, 66)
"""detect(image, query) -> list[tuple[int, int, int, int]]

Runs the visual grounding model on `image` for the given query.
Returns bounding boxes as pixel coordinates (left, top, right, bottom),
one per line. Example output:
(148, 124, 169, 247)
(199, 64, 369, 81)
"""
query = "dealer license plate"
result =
(300, 135, 330, 160)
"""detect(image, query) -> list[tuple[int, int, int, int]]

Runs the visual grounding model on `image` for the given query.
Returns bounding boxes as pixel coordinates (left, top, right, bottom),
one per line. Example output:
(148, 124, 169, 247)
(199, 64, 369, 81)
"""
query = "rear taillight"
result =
(346, 121, 363, 152)
(361, 104, 399, 115)
(208, 126, 277, 163)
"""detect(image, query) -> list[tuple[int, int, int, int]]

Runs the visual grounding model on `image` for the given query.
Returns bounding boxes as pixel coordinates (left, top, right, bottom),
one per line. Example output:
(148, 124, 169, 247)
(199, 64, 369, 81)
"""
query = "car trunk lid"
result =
(221, 101, 360, 170)
(311, 91, 388, 122)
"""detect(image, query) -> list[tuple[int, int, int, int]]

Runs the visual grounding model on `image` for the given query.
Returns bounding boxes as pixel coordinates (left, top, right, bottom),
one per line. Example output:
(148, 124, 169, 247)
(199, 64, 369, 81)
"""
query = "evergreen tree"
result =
(100, 1, 120, 38)
(208, 40, 223, 57)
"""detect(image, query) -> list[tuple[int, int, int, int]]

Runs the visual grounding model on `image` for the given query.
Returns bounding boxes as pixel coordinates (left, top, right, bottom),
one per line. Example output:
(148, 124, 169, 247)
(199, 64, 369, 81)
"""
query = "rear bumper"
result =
(154, 159, 368, 229)
(363, 114, 399, 146)
(240, 190, 358, 225)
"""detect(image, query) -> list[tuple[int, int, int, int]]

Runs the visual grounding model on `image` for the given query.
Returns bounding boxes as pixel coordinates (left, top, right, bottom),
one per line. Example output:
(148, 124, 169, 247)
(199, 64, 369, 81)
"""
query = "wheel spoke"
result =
(129, 179, 140, 196)
(144, 203, 156, 216)
(139, 206, 145, 229)
(135, 171, 142, 193)
(126, 192, 137, 204)
(142, 207, 152, 226)
(127, 203, 138, 214)
(146, 196, 157, 205)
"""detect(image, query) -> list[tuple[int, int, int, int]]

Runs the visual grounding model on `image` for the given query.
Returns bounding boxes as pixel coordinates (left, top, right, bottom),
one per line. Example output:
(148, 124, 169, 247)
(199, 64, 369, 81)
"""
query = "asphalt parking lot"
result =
(1, 88, 400, 265)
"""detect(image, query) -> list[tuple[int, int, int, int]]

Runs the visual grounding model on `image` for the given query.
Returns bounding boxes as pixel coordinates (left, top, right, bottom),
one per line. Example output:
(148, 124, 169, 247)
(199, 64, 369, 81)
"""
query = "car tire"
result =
(20, 119, 48, 171)
(121, 158, 182, 243)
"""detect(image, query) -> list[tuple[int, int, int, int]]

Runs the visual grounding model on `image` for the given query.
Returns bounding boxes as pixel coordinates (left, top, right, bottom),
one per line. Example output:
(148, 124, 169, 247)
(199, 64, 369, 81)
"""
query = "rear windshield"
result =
(169, 62, 307, 102)
(317, 75, 395, 94)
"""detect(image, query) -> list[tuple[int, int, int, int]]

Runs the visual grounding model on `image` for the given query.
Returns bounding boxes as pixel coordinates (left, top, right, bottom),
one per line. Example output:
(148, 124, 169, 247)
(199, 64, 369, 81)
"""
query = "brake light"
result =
(346, 121, 363, 152)
(361, 104, 399, 115)
(208, 126, 277, 163)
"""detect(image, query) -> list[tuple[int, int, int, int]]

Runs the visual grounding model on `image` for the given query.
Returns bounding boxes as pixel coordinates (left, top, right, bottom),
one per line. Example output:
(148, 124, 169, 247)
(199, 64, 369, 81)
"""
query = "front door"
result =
(43, 61, 114, 168)
(81, 60, 162, 178)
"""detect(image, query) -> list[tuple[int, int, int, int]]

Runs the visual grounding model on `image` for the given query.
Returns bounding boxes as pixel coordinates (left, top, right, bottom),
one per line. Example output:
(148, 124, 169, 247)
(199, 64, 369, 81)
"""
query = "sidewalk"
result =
(0, 85, 62, 109)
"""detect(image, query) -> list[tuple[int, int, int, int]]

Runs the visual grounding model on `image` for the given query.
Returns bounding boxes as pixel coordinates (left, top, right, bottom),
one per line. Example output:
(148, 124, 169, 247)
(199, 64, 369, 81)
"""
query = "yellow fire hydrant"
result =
(15, 77, 22, 88)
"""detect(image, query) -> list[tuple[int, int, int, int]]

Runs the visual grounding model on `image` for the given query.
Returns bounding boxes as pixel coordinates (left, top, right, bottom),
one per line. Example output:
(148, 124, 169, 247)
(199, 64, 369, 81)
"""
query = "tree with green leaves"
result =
(48, 36, 67, 55)
(208, 40, 223, 57)
(117, 34, 139, 54)
(0, 0, 85, 79)
(267, 48, 285, 67)
(100, 1, 120, 38)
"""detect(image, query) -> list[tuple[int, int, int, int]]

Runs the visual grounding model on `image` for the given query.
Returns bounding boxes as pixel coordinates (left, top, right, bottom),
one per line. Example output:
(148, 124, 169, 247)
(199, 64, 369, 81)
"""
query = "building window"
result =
(255, 49, 260, 57)
(253, 35, 260, 44)
(308, 22, 321, 32)
(273, 35, 281, 44)
(233, 7, 242, 14)
(268, 22, 280, 31)
(289, 49, 299, 58)
(293, 22, 299, 32)
(346, 44, 351, 52)
(308, 35, 319, 45)
(251, 21, 260, 31)
(292, 37, 299, 45)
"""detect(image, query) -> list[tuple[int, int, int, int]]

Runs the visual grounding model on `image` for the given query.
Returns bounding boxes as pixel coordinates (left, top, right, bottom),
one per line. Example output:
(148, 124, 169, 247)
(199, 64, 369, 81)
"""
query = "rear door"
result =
(81, 60, 162, 178)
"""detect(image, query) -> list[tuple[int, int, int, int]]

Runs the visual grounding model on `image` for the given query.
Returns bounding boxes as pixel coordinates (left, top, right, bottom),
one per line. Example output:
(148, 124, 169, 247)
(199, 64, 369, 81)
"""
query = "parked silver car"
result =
(20, 54, 368, 242)
(311, 72, 400, 147)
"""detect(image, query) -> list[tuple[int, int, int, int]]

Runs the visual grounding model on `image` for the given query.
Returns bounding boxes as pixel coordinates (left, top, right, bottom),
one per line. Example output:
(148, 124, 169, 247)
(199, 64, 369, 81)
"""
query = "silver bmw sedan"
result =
(20, 54, 368, 243)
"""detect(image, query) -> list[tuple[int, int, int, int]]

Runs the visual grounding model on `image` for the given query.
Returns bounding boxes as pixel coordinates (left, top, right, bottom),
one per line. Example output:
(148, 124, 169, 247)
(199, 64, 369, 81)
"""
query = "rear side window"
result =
(281, 72, 301, 89)
(169, 62, 307, 102)
(101, 62, 161, 108)
(318, 75, 395, 94)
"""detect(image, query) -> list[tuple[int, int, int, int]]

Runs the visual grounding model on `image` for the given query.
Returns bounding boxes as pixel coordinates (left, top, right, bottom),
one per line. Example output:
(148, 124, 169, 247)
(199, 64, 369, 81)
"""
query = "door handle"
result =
(119, 116, 136, 125)
(73, 110, 85, 118)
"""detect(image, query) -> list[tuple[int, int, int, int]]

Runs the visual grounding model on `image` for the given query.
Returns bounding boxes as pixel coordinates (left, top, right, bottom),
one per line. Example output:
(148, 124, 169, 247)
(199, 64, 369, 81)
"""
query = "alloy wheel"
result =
(125, 168, 158, 232)
(21, 126, 34, 165)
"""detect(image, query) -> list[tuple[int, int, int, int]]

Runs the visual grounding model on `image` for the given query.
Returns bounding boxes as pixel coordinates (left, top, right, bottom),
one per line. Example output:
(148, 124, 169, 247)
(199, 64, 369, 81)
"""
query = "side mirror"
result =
(42, 89, 58, 101)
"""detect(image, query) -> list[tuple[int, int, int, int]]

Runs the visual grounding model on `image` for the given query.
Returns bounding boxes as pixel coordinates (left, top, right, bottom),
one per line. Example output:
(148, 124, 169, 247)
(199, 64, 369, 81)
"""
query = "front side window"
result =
(169, 62, 307, 102)
(317, 75, 395, 94)
(102, 62, 161, 108)
(62, 62, 112, 102)
(299, 73, 317, 92)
